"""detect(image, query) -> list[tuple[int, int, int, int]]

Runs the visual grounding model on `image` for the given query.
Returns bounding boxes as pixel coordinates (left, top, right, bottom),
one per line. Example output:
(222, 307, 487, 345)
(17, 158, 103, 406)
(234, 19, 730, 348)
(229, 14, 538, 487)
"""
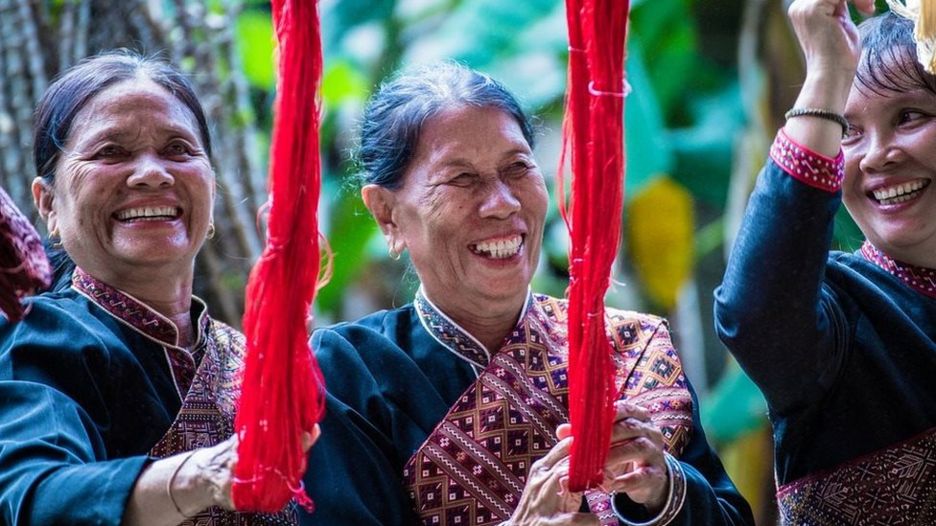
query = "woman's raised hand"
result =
(185, 426, 321, 511)
(122, 425, 321, 526)
(788, 0, 874, 80)
(185, 433, 240, 511)
(507, 402, 671, 525)
(785, 0, 875, 155)
(557, 402, 669, 514)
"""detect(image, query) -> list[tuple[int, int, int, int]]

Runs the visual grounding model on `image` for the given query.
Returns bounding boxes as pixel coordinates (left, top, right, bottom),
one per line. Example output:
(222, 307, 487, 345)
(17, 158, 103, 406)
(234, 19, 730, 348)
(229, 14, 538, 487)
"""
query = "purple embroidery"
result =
(415, 292, 490, 367)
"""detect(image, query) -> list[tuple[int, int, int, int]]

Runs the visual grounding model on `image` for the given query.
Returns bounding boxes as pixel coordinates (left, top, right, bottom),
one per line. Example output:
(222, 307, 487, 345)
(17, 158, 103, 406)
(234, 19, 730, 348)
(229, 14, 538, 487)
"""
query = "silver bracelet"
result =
(610, 453, 687, 526)
(167, 450, 198, 518)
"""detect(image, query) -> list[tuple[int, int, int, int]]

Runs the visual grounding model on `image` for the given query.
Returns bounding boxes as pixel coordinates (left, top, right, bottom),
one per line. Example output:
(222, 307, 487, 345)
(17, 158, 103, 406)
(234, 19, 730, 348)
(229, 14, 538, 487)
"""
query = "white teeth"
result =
(115, 206, 179, 221)
(872, 180, 928, 202)
(879, 192, 917, 205)
(472, 236, 522, 259)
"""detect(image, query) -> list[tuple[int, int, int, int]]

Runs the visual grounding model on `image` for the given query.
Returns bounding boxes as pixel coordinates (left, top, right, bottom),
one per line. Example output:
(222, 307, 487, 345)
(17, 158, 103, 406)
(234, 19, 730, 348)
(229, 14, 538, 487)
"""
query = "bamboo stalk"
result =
(1, 1, 32, 205)
(58, 0, 77, 70)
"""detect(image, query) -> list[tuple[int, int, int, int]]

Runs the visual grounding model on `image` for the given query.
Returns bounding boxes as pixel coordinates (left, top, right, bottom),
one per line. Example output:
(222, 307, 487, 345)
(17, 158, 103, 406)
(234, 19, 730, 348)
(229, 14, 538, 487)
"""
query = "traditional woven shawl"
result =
(0, 186, 50, 321)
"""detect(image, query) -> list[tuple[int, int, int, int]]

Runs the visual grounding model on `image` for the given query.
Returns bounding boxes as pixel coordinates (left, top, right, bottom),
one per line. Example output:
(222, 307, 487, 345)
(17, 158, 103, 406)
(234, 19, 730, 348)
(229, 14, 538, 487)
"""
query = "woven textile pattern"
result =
(73, 269, 297, 525)
(777, 428, 936, 526)
(404, 294, 692, 525)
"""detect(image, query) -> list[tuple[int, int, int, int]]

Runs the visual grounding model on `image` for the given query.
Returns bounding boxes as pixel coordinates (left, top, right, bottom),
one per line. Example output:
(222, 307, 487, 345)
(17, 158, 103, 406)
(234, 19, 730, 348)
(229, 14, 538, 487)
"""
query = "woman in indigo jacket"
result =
(302, 62, 753, 526)
(0, 52, 315, 526)
(715, 1, 936, 523)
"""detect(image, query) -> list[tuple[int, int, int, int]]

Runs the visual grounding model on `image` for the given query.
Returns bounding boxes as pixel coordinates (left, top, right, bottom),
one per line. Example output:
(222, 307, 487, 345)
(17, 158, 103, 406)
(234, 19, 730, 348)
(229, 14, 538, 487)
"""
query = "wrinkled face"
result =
(842, 77, 936, 265)
(34, 78, 214, 280)
(379, 105, 548, 313)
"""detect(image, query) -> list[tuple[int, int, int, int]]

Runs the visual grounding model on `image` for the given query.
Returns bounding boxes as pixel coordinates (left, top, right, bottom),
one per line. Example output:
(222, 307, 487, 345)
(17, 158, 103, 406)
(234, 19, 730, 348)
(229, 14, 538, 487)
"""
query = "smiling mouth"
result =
(469, 235, 524, 259)
(114, 206, 182, 222)
(869, 179, 931, 206)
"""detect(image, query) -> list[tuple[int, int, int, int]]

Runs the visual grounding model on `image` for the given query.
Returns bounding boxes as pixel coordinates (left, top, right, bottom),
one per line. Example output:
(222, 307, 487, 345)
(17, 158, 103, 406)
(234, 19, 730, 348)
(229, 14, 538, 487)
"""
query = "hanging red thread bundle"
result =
(233, 0, 326, 512)
(559, 0, 631, 491)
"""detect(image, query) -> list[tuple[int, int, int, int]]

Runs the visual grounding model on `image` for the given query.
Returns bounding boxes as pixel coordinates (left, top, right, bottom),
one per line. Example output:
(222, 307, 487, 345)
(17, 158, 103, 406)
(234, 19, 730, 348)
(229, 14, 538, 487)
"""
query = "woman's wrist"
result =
(611, 454, 687, 526)
(641, 476, 669, 517)
(784, 71, 851, 159)
(167, 449, 214, 517)
(804, 58, 856, 82)
(797, 72, 853, 114)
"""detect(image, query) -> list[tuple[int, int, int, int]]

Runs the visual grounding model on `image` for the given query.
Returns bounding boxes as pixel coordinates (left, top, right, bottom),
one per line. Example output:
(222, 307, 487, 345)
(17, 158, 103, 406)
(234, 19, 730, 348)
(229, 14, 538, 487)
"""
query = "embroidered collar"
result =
(71, 266, 210, 349)
(414, 288, 533, 368)
(860, 242, 936, 299)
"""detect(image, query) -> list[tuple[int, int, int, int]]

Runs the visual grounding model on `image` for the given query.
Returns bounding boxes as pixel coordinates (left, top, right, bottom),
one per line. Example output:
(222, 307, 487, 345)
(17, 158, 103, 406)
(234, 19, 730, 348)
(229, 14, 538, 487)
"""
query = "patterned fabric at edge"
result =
(715, 132, 936, 526)
(777, 428, 936, 525)
(404, 293, 692, 526)
(0, 267, 296, 525)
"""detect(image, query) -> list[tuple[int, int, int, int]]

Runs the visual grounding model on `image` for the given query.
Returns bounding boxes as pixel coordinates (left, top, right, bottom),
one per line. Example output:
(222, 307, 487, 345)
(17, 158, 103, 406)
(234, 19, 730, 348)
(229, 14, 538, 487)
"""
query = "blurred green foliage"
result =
(237, 11, 276, 90)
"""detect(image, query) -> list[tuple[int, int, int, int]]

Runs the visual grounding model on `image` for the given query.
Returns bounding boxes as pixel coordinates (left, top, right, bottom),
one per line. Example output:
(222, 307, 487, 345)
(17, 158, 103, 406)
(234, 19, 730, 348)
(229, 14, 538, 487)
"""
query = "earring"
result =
(49, 229, 63, 249)
(206, 223, 216, 240)
(388, 246, 402, 261)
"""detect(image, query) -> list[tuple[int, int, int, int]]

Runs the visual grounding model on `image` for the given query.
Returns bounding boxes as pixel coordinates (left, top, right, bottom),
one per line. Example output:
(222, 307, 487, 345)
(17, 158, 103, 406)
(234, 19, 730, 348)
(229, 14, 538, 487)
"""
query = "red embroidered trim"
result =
(769, 129, 844, 192)
(860, 242, 936, 299)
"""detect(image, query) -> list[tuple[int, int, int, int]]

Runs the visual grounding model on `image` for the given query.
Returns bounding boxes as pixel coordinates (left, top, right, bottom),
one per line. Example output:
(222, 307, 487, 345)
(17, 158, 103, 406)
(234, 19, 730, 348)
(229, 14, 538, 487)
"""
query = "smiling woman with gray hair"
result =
(301, 62, 752, 526)
(0, 51, 317, 526)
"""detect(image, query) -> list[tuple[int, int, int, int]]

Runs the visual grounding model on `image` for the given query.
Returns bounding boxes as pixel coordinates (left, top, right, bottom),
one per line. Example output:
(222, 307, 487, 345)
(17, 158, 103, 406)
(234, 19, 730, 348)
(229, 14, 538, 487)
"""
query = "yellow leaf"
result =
(627, 176, 694, 310)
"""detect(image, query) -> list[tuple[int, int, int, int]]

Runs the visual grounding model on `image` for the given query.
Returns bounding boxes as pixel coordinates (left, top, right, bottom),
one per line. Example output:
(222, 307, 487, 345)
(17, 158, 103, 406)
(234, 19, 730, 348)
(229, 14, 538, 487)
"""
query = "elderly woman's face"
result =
(35, 79, 214, 278)
(378, 105, 548, 311)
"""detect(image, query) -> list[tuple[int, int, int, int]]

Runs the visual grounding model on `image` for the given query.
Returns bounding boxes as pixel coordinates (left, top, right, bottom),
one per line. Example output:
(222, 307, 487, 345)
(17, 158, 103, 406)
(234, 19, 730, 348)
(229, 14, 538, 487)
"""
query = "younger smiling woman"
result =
(715, 1, 936, 523)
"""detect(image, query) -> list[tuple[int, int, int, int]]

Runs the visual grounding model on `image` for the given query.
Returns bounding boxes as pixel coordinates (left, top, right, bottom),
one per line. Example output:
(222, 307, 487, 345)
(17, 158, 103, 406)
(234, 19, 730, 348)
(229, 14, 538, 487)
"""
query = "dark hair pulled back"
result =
(357, 61, 535, 189)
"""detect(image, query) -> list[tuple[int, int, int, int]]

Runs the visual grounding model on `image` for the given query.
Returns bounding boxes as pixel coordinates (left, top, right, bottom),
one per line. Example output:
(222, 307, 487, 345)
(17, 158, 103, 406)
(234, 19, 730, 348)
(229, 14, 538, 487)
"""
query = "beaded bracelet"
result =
(784, 107, 849, 137)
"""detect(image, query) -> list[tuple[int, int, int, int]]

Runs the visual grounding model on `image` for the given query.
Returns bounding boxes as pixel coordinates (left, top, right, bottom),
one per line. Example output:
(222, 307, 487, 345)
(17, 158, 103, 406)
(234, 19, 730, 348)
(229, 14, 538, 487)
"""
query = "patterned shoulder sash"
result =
(403, 294, 693, 525)
(777, 428, 936, 526)
(149, 319, 298, 525)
